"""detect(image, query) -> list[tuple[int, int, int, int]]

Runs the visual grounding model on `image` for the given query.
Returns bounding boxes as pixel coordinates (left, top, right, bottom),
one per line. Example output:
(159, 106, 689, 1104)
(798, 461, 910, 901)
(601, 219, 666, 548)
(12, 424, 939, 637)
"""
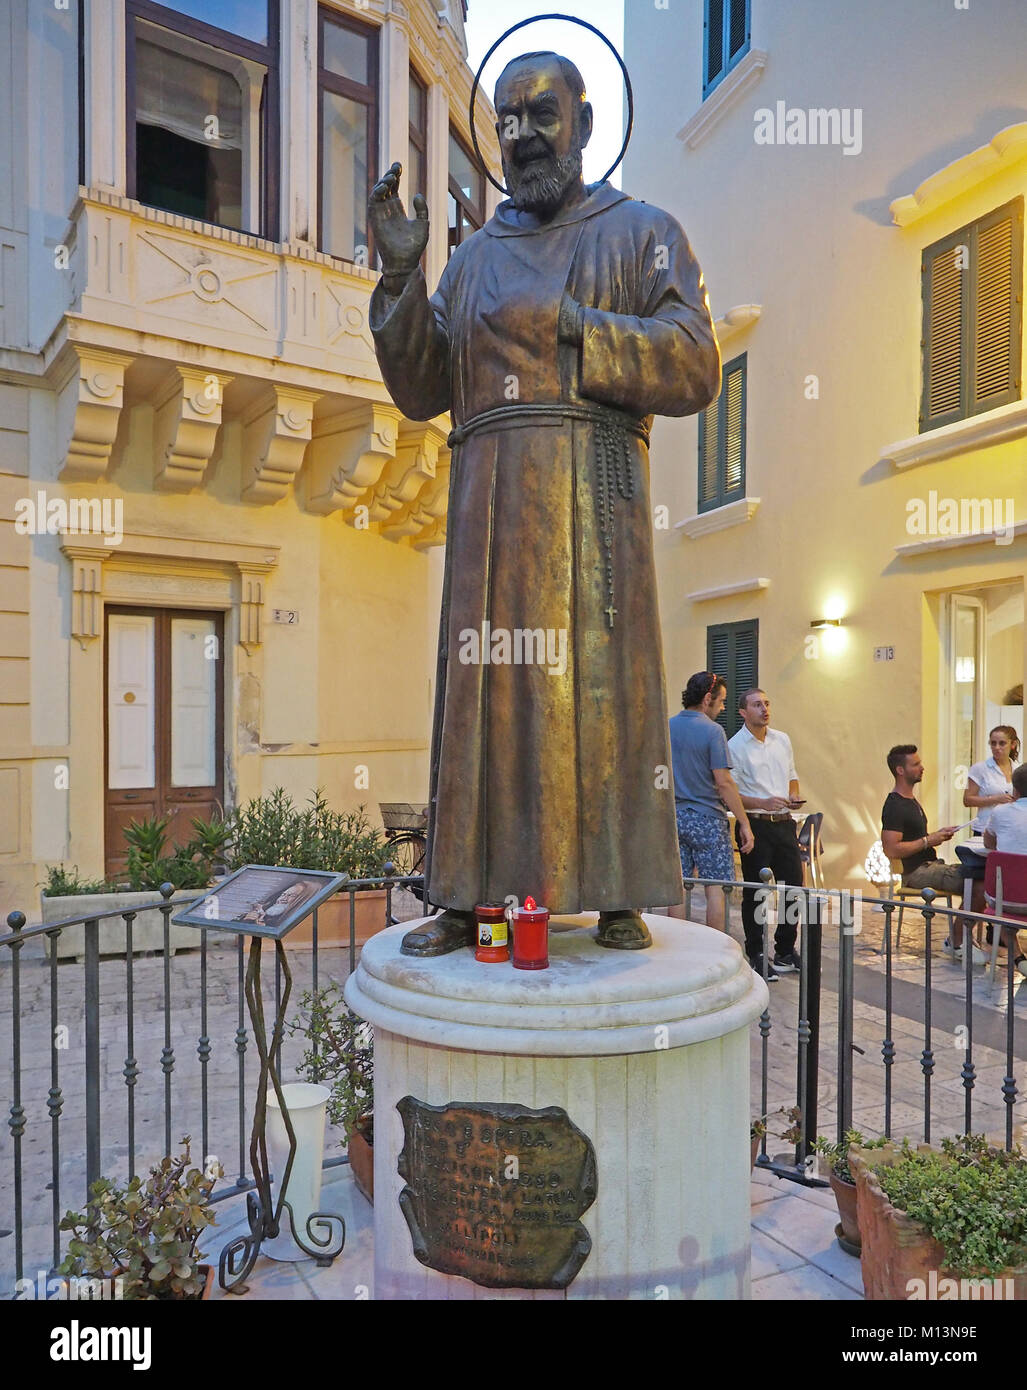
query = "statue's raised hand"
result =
(369, 162, 429, 292)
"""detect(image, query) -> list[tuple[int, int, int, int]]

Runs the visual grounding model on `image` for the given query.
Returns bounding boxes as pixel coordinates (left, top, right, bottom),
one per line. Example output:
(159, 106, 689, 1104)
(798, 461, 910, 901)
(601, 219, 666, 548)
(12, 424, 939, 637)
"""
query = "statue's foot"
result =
(595, 910, 652, 951)
(400, 908, 475, 957)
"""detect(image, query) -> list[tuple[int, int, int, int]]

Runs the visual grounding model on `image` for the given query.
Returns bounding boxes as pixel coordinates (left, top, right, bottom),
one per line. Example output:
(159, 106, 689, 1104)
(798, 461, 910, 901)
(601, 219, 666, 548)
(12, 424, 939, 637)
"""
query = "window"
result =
(127, 1, 278, 237)
(704, 0, 750, 97)
(448, 127, 484, 257)
(319, 8, 378, 264)
(408, 68, 428, 203)
(698, 352, 746, 512)
(920, 197, 1023, 432)
(706, 619, 758, 738)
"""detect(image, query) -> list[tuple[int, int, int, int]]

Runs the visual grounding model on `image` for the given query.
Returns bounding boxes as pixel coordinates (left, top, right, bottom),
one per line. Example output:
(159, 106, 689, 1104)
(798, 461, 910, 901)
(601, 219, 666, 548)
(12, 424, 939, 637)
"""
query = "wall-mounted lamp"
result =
(810, 618, 843, 630)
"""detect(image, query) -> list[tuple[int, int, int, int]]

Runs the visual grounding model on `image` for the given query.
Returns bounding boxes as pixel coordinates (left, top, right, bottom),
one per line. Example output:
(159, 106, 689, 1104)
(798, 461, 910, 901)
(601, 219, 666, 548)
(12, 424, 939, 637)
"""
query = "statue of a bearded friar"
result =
(369, 49, 721, 956)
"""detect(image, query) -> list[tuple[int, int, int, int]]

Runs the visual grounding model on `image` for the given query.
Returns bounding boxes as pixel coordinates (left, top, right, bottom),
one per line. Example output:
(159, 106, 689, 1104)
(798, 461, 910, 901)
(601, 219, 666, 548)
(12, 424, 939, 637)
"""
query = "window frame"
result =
(125, 0, 280, 239)
(448, 124, 484, 257)
(408, 64, 428, 203)
(698, 351, 747, 514)
(316, 5, 379, 265)
(706, 618, 759, 739)
(703, 0, 751, 99)
(919, 196, 1024, 433)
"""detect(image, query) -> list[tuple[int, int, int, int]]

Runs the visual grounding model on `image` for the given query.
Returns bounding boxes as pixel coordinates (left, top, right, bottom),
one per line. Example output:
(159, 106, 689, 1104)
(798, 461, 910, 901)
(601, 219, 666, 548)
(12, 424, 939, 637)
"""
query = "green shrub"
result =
(814, 1128, 890, 1185)
(58, 1138, 221, 1300)
(43, 865, 113, 897)
(874, 1134, 1027, 1276)
(227, 789, 392, 880)
(287, 982, 373, 1145)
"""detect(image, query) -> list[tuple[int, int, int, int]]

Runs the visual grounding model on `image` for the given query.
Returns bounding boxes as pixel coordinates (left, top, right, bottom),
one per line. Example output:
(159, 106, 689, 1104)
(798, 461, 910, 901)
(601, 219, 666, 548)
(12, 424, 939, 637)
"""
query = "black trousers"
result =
(736, 818, 804, 960)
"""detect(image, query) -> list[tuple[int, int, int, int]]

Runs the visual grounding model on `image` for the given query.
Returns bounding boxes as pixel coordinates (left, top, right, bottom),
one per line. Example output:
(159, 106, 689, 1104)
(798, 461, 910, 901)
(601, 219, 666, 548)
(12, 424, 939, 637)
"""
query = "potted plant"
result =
(288, 983, 374, 1203)
(228, 789, 395, 949)
(40, 813, 229, 961)
(813, 1129, 889, 1255)
(58, 1138, 222, 1300)
(850, 1134, 1027, 1300)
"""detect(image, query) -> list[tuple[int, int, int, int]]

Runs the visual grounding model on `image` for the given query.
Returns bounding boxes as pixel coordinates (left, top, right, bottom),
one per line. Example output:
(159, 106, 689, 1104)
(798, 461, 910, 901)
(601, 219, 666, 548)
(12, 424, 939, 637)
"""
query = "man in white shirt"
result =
(727, 688, 804, 977)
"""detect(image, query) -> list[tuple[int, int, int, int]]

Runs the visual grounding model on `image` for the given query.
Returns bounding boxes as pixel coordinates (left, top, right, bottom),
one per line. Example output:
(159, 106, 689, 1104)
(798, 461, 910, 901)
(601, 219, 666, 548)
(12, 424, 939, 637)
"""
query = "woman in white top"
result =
(964, 725, 1019, 833)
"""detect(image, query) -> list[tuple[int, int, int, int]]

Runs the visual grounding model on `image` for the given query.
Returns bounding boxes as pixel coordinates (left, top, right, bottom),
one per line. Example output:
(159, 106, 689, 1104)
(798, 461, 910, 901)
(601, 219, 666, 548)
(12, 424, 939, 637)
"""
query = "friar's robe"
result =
(370, 182, 720, 913)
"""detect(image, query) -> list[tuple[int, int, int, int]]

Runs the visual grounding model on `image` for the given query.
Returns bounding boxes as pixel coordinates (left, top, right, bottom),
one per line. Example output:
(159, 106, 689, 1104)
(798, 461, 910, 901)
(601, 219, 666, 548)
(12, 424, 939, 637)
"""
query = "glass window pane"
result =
(171, 618, 217, 787)
(449, 131, 479, 205)
(160, 1, 268, 44)
(322, 90, 369, 260)
(409, 71, 426, 134)
(134, 18, 266, 232)
(407, 140, 426, 201)
(323, 17, 371, 84)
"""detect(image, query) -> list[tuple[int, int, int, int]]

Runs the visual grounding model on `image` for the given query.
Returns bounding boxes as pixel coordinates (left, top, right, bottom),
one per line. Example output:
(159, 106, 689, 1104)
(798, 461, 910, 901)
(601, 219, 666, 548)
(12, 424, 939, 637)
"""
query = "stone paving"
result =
(200, 1157, 865, 1300)
(3, 889, 1027, 1296)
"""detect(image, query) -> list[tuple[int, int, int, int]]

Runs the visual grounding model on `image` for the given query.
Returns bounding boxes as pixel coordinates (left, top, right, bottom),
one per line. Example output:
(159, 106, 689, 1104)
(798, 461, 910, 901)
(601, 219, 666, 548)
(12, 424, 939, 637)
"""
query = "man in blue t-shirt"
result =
(668, 671, 754, 939)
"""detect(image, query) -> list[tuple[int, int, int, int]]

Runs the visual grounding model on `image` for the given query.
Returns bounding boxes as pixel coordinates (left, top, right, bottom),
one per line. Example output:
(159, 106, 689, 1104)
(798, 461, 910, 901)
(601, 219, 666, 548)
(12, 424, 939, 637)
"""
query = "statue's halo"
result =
(468, 12, 634, 198)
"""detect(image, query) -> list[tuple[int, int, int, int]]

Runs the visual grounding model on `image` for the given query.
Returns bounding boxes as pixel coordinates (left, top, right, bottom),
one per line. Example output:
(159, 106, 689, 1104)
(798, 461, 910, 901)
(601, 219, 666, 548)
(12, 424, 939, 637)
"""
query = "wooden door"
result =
(104, 607, 225, 878)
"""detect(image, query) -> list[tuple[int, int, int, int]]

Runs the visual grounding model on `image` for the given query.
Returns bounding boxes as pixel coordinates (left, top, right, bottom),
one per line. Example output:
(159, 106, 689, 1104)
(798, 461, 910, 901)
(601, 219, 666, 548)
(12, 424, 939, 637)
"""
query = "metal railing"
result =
(680, 870, 1027, 1185)
(0, 873, 424, 1295)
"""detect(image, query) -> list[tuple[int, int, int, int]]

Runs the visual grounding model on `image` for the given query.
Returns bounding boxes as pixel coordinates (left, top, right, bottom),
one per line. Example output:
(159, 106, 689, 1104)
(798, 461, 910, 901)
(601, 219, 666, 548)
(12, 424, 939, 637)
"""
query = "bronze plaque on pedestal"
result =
(396, 1097, 597, 1289)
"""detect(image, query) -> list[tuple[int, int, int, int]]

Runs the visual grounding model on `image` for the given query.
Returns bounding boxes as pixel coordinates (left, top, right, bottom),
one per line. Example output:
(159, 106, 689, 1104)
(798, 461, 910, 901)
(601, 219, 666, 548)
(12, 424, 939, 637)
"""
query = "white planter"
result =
(265, 1082, 331, 1261)
(40, 888, 206, 961)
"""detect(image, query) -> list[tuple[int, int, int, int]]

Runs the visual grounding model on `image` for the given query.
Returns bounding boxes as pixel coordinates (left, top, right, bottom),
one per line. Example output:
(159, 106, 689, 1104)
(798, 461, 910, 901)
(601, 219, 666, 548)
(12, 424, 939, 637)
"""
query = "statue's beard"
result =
(508, 148, 584, 215)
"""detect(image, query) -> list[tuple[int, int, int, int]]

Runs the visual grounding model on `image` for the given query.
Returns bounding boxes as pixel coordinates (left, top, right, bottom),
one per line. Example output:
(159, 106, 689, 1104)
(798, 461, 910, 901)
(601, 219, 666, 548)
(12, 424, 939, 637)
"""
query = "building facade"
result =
(625, 0, 1027, 888)
(0, 0, 500, 911)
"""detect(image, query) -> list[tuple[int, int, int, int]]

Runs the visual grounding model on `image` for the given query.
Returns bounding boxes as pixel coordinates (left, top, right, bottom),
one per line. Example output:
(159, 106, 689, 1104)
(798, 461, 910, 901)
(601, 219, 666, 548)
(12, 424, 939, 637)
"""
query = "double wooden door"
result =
(104, 607, 224, 877)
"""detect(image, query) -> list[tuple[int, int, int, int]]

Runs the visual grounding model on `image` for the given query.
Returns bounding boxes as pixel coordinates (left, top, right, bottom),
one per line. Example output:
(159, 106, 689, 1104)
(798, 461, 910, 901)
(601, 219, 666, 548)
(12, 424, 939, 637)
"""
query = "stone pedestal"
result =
(344, 913, 768, 1300)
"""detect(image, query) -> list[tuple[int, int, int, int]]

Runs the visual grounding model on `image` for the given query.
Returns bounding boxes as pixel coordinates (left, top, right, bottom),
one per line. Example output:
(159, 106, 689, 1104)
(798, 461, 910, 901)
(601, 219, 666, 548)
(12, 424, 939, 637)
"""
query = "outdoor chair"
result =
(888, 860, 957, 957)
(797, 812, 824, 889)
(983, 850, 1027, 987)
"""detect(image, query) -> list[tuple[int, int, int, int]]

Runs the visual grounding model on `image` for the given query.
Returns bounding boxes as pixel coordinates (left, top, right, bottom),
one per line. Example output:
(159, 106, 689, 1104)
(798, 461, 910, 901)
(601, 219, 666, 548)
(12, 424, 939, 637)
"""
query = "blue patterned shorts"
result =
(676, 805, 736, 883)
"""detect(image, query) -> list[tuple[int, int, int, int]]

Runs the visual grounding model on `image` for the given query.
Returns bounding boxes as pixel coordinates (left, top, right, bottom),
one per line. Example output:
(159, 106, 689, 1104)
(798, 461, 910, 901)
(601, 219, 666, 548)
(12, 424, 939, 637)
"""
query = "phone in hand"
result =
(788, 798, 806, 808)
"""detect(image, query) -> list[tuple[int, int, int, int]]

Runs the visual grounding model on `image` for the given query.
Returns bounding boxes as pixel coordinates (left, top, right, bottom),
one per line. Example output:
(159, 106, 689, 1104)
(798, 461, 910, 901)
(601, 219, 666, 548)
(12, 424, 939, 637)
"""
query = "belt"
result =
(447, 402, 649, 633)
(750, 813, 795, 823)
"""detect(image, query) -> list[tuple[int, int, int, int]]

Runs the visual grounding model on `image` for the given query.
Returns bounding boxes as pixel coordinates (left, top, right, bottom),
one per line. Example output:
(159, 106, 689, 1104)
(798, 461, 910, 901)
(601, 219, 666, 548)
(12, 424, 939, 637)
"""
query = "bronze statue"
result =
(369, 50, 720, 955)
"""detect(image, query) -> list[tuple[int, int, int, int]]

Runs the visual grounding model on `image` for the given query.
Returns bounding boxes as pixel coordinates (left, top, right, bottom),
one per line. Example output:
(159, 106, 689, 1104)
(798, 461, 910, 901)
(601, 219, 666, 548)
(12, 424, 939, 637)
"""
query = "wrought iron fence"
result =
(681, 870, 1027, 1185)
(4, 867, 1026, 1295)
(0, 873, 424, 1296)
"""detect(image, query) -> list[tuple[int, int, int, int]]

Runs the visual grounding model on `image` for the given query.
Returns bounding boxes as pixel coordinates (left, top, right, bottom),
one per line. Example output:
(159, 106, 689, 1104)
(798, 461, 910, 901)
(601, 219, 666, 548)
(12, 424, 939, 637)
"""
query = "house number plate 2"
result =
(396, 1097, 597, 1290)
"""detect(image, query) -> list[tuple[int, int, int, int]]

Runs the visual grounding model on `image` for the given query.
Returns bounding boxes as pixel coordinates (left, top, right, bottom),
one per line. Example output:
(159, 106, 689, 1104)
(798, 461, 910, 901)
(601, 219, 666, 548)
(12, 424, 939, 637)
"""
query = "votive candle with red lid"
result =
(512, 896, 549, 970)
(475, 902, 509, 963)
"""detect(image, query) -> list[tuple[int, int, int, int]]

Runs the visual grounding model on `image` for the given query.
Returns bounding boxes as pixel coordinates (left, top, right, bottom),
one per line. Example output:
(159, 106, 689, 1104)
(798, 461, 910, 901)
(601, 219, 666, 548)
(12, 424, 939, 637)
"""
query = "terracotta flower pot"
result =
(198, 1263, 215, 1300)
(829, 1169, 861, 1255)
(348, 1126, 374, 1205)
(850, 1144, 1027, 1301)
(750, 1134, 761, 1170)
(286, 888, 389, 950)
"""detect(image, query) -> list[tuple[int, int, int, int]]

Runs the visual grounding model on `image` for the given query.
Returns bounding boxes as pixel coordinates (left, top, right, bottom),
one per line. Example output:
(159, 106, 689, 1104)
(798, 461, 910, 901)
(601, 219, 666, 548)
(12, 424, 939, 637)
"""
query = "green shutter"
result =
(706, 619, 759, 737)
(921, 196, 1023, 432)
(971, 199, 1023, 412)
(706, 0, 724, 88)
(697, 353, 746, 512)
(724, 360, 745, 495)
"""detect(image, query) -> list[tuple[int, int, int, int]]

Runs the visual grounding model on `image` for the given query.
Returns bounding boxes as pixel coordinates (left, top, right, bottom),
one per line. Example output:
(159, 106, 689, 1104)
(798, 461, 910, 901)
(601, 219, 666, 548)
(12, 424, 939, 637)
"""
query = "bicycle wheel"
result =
(386, 832, 428, 901)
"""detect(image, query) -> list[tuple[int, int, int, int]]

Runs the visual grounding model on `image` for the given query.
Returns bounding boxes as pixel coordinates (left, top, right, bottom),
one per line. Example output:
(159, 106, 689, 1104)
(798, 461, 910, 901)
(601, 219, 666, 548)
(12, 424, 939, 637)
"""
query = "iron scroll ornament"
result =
(468, 13, 634, 198)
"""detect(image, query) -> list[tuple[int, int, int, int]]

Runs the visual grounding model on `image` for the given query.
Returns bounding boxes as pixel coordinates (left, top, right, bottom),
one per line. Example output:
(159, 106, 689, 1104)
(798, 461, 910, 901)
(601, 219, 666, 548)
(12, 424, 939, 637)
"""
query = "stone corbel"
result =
(381, 454, 450, 547)
(366, 420, 446, 522)
(60, 541, 110, 648)
(153, 365, 234, 491)
(304, 401, 402, 516)
(56, 347, 135, 482)
(241, 385, 321, 503)
(236, 561, 276, 653)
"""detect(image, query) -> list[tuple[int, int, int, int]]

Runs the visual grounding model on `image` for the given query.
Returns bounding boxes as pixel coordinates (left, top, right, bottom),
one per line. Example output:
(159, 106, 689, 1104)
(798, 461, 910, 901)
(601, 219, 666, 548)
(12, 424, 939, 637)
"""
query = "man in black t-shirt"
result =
(881, 744, 986, 962)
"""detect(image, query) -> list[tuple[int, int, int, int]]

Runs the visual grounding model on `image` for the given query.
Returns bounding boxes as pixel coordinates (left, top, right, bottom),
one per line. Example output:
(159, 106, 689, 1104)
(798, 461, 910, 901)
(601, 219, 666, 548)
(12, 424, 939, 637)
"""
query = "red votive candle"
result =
(475, 903, 509, 963)
(512, 896, 549, 970)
